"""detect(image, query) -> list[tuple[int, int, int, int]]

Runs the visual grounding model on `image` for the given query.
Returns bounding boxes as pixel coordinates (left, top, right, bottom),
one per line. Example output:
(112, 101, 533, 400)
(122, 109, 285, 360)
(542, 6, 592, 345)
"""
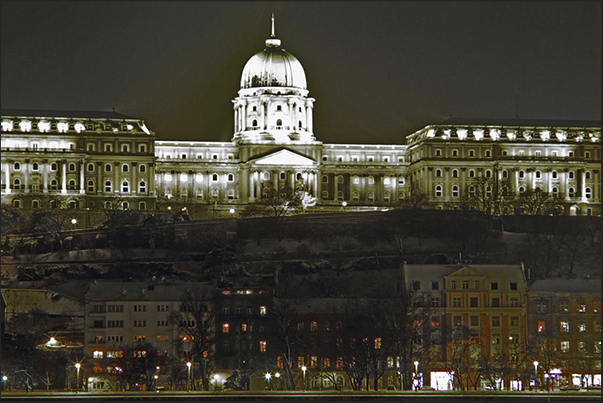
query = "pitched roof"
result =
(529, 278, 601, 293)
(1, 109, 135, 120)
(438, 117, 601, 128)
(85, 281, 214, 301)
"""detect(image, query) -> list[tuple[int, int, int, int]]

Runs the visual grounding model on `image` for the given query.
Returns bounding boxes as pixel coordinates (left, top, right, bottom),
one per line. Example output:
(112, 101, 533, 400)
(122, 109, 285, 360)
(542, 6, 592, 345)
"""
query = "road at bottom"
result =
(0, 391, 601, 402)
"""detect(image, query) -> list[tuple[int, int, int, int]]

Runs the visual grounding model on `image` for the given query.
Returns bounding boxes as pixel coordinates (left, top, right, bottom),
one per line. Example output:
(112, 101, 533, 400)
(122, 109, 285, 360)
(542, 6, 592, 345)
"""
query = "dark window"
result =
(470, 316, 479, 326)
(490, 282, 498, 290)
(491, 298, 500, 307)
(412, 281, 420, 291)
(431, 281, 439, 290)
(470, 297, 478, 307)
(509, 282, 518, 291)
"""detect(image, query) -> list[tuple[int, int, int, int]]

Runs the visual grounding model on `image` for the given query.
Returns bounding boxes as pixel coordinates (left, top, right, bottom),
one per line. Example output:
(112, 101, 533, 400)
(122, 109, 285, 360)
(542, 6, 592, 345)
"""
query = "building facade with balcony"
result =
(528, 278, 601, 389)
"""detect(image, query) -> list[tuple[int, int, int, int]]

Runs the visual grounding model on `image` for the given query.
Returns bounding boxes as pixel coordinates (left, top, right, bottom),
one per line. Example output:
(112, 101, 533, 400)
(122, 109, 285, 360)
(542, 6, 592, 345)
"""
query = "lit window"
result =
(578, 323, 586, 332)
(368, 176, 374, 185)
(374, 337, 382, 349)
(310, 321, 317, 331)
(180, 173, 188, 182)
(560, 321, 569, 332)
(93, 350, 104, 359)
(19, 120, 32, 132)
(259, 306, 266, 315)
(435, 185, 442, 197)
(222, 324, 230, 333)
(560, 341, 569, 352)
(259, 340, 267, 352)
(537, 321, 545, 333)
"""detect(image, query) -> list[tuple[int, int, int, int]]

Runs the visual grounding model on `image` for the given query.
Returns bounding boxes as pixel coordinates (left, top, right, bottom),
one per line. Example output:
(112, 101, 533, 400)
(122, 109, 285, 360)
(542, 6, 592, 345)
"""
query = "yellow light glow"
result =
(38, 121, 51, 132)
(426, 129, 436, 138)
(540, 130, 550, 141)
(506, 130, 516, 140)
(19, 120, 31, 132)
(74, 122, 86, 133)
(489, 129, 500, 140)
(2, 120, 13, 131)
(456, 129, 467, 140)
(473, 129, 483, 140)
(57, 122, 69, 133)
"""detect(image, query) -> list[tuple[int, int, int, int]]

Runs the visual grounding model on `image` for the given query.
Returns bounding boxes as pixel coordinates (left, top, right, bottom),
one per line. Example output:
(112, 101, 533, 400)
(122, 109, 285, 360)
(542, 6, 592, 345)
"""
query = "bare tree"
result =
(447, 326, 482, 390)
(168, 285, 216, 391)
(461, 176, 513, 215)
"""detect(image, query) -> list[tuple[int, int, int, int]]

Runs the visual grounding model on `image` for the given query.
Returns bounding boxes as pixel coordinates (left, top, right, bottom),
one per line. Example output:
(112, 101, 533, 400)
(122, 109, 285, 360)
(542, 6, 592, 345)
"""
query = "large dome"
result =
(240, 37, 307, 90)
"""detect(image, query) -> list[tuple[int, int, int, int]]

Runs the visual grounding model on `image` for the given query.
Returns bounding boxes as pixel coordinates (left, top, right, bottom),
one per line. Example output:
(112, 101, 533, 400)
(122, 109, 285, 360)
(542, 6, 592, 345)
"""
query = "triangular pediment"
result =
(446, 266, 485, 278)
(252, 149, 316, 166)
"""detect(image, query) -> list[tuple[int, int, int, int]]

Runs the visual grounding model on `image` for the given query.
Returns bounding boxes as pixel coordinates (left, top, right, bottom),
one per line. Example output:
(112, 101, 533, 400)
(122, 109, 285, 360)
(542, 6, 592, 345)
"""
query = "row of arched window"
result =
(10, 198, 148, 210)
(321, 190, 400, 202)
(434, 184, 592, 199)
(8, 161, 148, 174)
(164, 187, 236, 200)
(320, 175, 405, 186)
(164, 173, 235, 183)
(433, 168, 591, 180)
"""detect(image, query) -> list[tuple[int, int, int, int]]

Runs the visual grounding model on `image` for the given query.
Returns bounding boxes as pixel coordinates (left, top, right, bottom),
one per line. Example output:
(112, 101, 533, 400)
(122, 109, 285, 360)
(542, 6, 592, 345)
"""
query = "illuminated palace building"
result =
(1, 26, 601, 216)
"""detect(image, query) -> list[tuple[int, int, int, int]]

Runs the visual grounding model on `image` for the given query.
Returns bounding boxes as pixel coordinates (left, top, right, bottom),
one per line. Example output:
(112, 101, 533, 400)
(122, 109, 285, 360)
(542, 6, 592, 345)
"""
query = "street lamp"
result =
(229, 208, 235, 214)
(2, 375, 8, 391)
(74, 363, 81, 392)
(274, 372, 280, 390)
(414, 361, 420, 391)
(71, 218, 77, 229)
(533, 361, 539, 391)
(264, 373, 272, 390)
(213, 374, 220, 392)
(301, 365, 307, 391)
(342, 201, 347, 208)
(186, 362, 192, 391)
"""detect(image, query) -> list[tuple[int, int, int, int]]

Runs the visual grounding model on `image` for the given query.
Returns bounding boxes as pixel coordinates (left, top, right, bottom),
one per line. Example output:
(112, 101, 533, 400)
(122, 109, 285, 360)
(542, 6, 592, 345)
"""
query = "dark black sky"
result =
(1, 1, 600, 144)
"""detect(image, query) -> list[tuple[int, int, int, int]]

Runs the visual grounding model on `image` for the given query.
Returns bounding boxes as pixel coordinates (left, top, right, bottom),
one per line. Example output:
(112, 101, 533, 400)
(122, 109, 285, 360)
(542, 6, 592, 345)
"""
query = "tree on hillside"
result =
(168, 286, 216, 391)
(512, 188, 563, 215)
(461, 176, 513, 215)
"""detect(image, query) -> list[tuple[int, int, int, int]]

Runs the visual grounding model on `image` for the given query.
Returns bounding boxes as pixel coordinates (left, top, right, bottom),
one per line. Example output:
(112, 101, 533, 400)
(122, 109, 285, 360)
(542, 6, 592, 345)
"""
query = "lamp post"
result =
(2, 375, 8, 391)
(414, 361, 419, 391)
(274, 372, 280, 390)
(74, 363, 81, 392)
(213, 374, 220, 392)
(264, 373, 272, 390)
(186, 362, 192, 391)
(301, 366, 307, 391)
(71, 218, 77, 229)
(533, 361, 539, 391)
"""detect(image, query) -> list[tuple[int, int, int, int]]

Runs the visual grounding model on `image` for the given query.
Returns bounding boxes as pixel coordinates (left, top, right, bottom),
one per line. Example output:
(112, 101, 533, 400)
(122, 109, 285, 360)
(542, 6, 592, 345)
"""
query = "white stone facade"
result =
(2, 30, 600, 216)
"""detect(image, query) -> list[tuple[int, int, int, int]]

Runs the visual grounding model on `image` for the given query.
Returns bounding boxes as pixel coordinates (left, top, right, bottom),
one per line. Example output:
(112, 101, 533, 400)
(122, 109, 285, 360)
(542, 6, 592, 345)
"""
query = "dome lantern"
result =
(239, 15, 307, 90)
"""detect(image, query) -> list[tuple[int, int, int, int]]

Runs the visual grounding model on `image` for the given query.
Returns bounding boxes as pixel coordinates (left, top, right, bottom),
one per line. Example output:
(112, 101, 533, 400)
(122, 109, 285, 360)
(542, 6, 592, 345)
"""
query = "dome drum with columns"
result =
(1, 16, 600, 217)
(233, 16, 316, 145)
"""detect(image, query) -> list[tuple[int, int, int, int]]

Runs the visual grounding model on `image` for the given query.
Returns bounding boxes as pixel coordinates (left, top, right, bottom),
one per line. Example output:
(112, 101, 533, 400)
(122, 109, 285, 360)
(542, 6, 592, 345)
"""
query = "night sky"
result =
(1, 1, 600, 144)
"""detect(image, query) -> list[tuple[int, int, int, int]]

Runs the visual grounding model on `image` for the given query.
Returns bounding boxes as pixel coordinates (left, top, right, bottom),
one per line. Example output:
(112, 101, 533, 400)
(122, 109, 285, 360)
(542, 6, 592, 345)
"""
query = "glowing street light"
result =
(2, 375, 8, 391)
(414, 361, 419, 391)
(74, 363, 81, 392)
(71, 218, 77, 229)
(341, 201, 347, 207)
(229, 208, 235, 214)
(186, 362, 192, 391)
(274, 372, 280, 390)
(264, 372, 272, 390)
(301, 365, 307, 391)
(213, 374, 220, 392)
(533, 361, 539, 390)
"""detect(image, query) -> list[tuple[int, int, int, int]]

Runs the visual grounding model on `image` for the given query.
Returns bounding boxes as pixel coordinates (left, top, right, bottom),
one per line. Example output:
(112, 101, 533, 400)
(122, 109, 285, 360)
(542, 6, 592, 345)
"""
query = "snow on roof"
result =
(529, 278, 601, 293)
(85, 281, 214, 301)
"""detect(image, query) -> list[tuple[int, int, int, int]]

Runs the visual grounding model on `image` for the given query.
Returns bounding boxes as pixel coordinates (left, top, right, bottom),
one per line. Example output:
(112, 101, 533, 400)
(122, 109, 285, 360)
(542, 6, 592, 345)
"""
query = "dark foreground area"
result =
(1, 390, 600, 402)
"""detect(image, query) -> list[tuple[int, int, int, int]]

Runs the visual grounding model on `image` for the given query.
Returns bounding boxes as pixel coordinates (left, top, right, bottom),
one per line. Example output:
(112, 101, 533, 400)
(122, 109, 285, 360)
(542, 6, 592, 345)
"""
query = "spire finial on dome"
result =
(265, 13, 281, 47)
